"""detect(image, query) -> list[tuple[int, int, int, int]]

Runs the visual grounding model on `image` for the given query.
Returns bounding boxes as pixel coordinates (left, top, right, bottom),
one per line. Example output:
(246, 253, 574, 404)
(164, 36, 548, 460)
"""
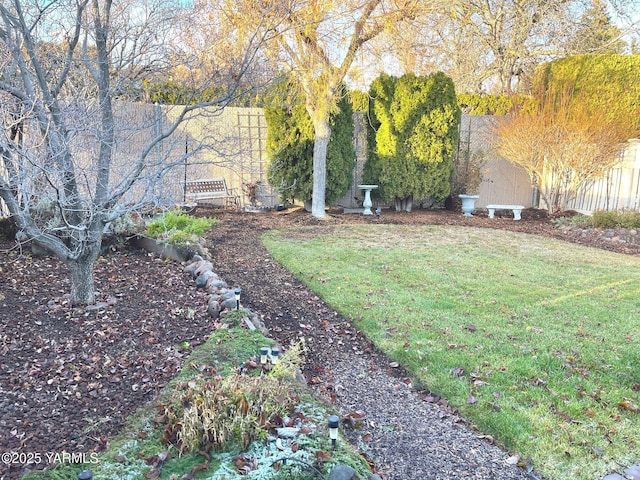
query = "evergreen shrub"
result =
(265, 82, 355, 206)
(532, 54, 640, 130)
(146, 211, 216, 242)
(363, 72, 460, 210)
(590, 209, 640, 228)
(456, 93, 536, 115)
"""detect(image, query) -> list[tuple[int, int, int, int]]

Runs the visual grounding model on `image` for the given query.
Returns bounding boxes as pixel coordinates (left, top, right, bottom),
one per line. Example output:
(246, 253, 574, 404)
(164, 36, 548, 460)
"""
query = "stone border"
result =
(134, 238, 382, 480)
(184, 254, 267, 334)
(130, 235, 268, 333)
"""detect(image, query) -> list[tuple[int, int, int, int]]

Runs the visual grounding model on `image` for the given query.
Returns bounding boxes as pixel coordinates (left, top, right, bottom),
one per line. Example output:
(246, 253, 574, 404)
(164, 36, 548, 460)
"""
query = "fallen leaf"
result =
(618, 400, 639, 412)
(505, 454, 520, 465)
(144, 468, 160, 479)
(476, 434, 494, 444)
(197, 450, 211, 461)
(191, 462, 209, 474)
(316, 451, 331, 461)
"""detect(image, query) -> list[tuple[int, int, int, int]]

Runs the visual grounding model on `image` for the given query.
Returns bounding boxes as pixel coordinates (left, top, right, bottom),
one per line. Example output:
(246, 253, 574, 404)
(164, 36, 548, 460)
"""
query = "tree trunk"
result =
(404, 196, 413, 212)
(310, 116, 331, 219)
(67, 248, 100, 305)
(394, 196, 413, 212)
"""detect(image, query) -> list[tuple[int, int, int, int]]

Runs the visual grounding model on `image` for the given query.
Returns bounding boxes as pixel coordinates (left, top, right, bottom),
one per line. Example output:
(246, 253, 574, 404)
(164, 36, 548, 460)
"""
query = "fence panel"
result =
(565, 140, 640, 213)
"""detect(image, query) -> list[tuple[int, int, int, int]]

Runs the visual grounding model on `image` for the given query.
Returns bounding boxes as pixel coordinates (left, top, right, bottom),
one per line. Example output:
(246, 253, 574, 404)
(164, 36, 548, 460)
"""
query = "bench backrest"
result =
(186, 178, 229, 195)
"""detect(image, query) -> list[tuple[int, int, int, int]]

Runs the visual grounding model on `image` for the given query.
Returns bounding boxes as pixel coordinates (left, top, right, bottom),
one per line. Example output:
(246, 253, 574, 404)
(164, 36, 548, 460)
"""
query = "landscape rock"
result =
(207, 297, 221, 319)
(328, 464, 356, 480)
(206, 278, 227, 290)
(194, 261, 214, 277)
(218, 288, 235, 299)
(184, 255, 205, 274)
(220, 298, 237, 310)
(206, 293, 222, 303)
(195, 270, 216, 288)
(625, 464, 640, 479)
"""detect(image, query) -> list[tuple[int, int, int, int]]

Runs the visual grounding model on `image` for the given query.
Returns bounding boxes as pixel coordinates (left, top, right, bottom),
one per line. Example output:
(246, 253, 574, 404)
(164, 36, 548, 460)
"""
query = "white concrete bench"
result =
(486, 204, 525, 221)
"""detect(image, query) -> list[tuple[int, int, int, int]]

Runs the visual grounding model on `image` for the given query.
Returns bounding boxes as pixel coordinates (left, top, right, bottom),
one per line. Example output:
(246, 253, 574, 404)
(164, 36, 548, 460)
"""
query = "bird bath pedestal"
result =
(358, 185, 378, 215)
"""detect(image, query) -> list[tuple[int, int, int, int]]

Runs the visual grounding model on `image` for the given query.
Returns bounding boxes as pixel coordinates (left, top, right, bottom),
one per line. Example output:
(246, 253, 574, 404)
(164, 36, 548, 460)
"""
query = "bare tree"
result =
(564, 0, 627, 54)
(161, 0, 278, 99)
(492, 95, 639, 212)
(0, 0, 270, 305)
(388, 0, 640, 94)
(222, 0, 433, 218)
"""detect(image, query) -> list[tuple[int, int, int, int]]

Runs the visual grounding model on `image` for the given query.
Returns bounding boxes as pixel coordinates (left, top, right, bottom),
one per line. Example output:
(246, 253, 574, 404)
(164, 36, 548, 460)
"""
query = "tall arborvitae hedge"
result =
(265, 86, 355, 206)
(532, 54, 640, 129)
(456, 93, 536, 115)
(349, 90, 369, 113)
(363, 72, 461, 210)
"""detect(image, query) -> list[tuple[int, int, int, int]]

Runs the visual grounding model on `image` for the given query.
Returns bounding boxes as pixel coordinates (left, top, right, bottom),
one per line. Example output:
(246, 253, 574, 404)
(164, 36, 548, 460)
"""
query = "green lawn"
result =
(263, 224, 640, 480)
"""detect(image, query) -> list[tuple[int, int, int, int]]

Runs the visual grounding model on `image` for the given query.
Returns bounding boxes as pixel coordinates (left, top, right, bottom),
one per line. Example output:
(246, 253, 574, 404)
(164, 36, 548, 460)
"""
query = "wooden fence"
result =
(2, 110, 639, 218)
(565, 140, 640, 213)
(458, 116, 640, 214)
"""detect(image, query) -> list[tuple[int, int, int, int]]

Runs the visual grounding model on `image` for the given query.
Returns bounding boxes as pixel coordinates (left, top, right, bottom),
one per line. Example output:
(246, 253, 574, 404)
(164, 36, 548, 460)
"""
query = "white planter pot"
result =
(458, 194, 479, 217)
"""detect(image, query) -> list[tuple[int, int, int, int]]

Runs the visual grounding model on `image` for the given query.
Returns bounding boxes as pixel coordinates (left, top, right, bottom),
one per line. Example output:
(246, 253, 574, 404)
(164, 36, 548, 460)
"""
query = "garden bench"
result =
(486, 204, 525, 221)
(185, 178, 239, 209)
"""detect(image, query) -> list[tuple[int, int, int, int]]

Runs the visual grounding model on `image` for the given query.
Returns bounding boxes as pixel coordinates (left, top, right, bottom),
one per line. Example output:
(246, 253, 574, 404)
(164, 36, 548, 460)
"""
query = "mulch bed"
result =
(0, 248, 214, 479)
(1, 208, 638, 479)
